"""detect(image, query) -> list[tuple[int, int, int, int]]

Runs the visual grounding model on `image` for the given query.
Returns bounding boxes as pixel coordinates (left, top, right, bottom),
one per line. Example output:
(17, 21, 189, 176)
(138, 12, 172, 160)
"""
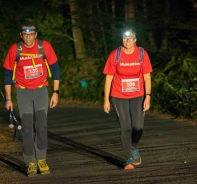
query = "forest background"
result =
(0, 0, 197, 121)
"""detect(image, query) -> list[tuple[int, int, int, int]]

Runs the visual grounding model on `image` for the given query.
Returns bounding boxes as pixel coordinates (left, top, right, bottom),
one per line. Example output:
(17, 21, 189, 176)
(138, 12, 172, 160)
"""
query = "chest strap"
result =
(12, 53, 52, 85)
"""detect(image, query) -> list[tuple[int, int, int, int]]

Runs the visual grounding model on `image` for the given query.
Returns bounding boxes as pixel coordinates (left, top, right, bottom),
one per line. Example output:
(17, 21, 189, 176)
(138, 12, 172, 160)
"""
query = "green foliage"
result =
(151, 51, 197, 120)
(58, 58, 105, 103)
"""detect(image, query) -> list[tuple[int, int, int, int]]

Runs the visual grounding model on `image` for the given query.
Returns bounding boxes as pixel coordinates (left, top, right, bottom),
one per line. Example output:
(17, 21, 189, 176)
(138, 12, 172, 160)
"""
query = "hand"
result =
(5, 101, 13, 111)
(50, 93, 58, 108)
(143, 96, 151, 111)
(104, 100, 110, 114)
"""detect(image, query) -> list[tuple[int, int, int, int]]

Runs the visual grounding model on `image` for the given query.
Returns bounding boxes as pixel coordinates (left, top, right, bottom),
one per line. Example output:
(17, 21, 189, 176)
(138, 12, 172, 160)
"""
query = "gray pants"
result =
(16, 87, 48, 166)
(111, 96, 145, 159)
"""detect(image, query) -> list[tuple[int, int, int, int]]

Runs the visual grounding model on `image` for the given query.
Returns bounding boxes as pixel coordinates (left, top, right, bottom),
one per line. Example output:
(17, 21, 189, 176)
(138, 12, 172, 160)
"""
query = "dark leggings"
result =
(111, 96, 145, 159)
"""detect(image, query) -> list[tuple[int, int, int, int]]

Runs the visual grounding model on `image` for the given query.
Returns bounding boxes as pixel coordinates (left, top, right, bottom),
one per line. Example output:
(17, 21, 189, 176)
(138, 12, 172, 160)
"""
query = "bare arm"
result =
(143, 73, 151, 111)
(104, 75, 114, 113)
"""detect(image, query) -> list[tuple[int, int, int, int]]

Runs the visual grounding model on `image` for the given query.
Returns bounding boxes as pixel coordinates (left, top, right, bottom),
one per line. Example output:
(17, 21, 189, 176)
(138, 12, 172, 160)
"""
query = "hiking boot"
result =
(37, 159, 50, 174)
(124, 158, 134, 170)
(131, 147, 142, 166)
(27, 162, 37, 177)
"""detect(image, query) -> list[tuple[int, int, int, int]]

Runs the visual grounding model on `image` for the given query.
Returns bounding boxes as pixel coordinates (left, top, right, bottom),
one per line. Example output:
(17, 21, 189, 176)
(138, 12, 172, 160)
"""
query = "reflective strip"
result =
(19, 85, 25, 89)
(44, 59, 52, 77)
(19, 53, 42, 67)
(12, 62, 17, 81)
(19, 53, 51, 77)
(19, 84, 43, 89)
(19, 79, 47, 89)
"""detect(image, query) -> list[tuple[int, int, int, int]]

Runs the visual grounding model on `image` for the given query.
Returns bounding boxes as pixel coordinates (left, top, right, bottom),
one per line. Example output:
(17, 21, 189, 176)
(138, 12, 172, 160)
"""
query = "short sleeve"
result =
(103, 49, 117, 75)
(142, 50, 152, 74)
(43, 40, 58, 65)
(3, 43, 17, 70)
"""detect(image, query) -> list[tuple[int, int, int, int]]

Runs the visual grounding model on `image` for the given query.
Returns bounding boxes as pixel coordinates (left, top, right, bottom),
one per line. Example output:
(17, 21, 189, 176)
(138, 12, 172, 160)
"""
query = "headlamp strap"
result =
(21, 28, 36, 32)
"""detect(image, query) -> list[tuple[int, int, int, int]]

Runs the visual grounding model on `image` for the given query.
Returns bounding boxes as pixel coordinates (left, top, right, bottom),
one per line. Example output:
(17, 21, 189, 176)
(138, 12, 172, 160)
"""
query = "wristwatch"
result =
(53, 90, 59, 94)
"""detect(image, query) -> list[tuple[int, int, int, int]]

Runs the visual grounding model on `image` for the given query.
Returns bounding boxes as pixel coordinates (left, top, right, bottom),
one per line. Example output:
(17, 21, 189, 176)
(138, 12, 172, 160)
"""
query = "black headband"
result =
(21, 28, 36, 33)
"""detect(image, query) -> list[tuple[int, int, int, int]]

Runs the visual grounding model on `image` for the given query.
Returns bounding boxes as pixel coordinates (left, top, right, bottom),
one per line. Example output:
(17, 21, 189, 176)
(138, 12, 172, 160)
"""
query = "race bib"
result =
(122, 78, 140, 92)
(24, 64, 43, 79)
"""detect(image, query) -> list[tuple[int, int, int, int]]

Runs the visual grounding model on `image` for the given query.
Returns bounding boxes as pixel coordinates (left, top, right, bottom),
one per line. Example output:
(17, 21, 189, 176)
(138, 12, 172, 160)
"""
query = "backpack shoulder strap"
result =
(16, 41, 23, 62)
(139, 47, 144, 63)
(115, 46, 144, 65)
(38, 39, 46, 60)
(115, 46, 122, 65)
(38, 39, 52, 77)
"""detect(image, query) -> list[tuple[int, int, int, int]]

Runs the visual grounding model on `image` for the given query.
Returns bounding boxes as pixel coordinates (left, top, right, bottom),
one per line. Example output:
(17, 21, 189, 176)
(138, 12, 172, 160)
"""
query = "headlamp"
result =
(21, 28, 36, 33)
(123, 31, 136, 38)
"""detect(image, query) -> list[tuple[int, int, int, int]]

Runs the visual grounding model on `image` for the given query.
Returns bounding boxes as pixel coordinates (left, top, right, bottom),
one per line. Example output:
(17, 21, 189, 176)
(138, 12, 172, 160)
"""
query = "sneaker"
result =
(27, 162, 37, 177)
(124, 158, 134, 170)
(37, 159, 50, 174)
(131, 147, 142, 166)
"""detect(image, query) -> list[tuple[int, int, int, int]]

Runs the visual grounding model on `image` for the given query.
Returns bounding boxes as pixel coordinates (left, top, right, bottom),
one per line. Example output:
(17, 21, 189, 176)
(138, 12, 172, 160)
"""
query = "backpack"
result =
(115, 46, 144, 65)
(12, 39, 51, 84)
(16, 39, 46, 61)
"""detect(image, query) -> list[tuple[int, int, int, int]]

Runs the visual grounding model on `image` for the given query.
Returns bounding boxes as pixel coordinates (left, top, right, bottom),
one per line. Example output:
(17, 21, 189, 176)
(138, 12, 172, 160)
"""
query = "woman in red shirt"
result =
(103, 29, 152, 170)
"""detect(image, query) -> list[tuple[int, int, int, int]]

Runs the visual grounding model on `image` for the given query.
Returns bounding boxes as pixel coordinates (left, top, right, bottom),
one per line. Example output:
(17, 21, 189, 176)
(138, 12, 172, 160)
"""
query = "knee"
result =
(35, 110, 47, 134)
(35, 110, 47, 127)
(122, 127, 132, 135)
(132, 128, 143, 136)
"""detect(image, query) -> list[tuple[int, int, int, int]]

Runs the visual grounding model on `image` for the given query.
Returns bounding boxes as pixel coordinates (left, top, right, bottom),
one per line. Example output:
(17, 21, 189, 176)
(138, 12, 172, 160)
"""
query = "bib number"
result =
(24, 64, 43, 79)
(122, 78, 140, 92)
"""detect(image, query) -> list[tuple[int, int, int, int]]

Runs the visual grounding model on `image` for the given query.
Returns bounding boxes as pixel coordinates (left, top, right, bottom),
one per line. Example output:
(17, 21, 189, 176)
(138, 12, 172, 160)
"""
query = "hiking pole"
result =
(10, 110, 22, 139)
(0, 89, 22, 139)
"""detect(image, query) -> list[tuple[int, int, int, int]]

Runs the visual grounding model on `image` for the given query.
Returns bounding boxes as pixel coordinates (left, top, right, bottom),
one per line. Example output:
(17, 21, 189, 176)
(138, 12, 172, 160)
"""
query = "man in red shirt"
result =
(3, 21, 60, 176)
(103, 29, 152, 170)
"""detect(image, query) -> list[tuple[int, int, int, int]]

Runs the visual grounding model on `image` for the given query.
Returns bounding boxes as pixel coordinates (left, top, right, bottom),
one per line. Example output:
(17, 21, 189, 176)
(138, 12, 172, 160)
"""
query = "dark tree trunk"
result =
(70, 0, 86, 59)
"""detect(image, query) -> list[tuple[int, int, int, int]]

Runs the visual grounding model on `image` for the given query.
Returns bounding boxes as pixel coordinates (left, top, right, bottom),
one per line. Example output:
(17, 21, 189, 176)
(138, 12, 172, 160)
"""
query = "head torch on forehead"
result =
(21, 28, 36, 33)
(123, 31, 136, 38)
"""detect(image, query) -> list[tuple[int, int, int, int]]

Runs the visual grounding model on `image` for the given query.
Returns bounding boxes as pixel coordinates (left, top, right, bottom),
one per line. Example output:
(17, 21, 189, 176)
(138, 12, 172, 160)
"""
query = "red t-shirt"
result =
(3, 39, 58, 89)
(103, 46, 152, 99)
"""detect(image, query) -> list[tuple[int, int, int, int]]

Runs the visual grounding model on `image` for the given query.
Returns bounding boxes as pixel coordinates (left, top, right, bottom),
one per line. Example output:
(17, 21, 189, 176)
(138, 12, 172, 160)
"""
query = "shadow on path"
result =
(0, 153, 26, 175)
(48, 131, 125, 169)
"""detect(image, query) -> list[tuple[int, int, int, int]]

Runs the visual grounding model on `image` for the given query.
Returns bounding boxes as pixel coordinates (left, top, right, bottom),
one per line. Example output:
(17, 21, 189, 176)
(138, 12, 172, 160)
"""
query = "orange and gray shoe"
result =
(124, 158, 134, 170)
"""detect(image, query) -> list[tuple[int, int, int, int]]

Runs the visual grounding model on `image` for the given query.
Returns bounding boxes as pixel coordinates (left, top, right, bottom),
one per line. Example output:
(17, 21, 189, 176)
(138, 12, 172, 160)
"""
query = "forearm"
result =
(143, 73, 151, 95)
(104, 75, 113, 102)
(50, 80, 59, 108)
(143, 73, 151, 111)
(103, 75, 113, 113)
(53, 80, 59, 91)
(5, 85, 12, 100)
